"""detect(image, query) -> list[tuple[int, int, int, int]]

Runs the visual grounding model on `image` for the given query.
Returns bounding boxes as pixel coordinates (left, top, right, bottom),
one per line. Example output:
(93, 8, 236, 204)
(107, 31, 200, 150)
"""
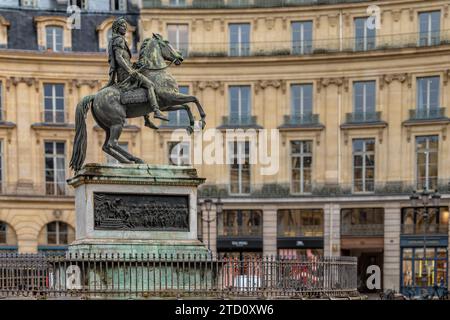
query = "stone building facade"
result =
(0, 0, 450, 293)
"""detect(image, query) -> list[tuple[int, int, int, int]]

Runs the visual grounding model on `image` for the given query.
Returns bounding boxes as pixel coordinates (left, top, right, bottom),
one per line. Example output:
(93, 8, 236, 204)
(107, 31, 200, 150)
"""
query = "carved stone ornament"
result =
(93, 193, 190, 231)
(255, 80, 286, 94)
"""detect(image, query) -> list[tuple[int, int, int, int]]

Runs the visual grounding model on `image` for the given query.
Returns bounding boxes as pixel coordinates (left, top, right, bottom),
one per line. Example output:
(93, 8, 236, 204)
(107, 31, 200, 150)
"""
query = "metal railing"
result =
(408, 108, 447, 121)
(0, 182, 74, 197)
(282, 114, 320, 126)
(162, 30, 450, 58)
(143, 0, 377, 9)
(40, 110, 69, 124)
(0, 253, 358, 299)
(344, 111, 382, 124)
(277, 225, 324, 237)
(341, 223, 384, 236)
(401, 224, 448, 235)
(221, 114, 259, 127)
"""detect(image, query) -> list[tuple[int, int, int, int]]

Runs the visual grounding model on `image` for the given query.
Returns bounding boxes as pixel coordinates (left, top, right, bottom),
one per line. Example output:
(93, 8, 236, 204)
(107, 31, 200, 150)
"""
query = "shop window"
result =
(277, 209, 324, 237)
(401, 207, 448, 235)
(341, 208, 384, 236)
(217, 210, 262, 237)
(278, 248, 323, 259)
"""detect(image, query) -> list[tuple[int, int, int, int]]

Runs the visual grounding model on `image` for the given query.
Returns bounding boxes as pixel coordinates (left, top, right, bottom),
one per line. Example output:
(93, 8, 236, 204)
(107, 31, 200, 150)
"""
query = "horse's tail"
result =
(70, 95, 95, 172)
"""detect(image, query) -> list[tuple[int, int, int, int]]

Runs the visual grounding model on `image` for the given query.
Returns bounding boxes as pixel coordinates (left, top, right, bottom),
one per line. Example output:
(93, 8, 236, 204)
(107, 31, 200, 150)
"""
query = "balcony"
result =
(0, 182, 74, 197)
(219, 114, 261, 129)
(344, 111, 382, 124)
(408, 108, 447, 121)
(280, 114, 323, 129)
(341, 224, 384, 237)
(143, 0, 373, 9)
(401, 224, 448, 235)
(277, 225, 324, 237)
(218, 225, 262, 237)
(159, 29, 450, 58)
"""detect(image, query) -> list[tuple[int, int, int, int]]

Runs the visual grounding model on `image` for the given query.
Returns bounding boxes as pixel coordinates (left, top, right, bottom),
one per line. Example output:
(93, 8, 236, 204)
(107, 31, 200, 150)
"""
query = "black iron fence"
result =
(0, 253, 357, 299)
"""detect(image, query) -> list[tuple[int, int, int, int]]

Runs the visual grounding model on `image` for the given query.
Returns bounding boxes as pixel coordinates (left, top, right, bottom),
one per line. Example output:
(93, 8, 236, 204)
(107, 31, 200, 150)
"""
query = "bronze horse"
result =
(70, 34, 206, 171)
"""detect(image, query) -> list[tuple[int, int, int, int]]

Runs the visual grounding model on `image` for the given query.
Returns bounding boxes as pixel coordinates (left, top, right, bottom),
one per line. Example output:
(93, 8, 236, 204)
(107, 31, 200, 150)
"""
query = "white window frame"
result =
(416, 76, 440, 112)
(228, 23, 250, 57)
(229, 85, 251, 122)
(229, 141, 251, 195)
(290, 140, 313, 194)
(291, 21, 313, 55)
(419, 11, 441, 46)
(44, 141, 66, 196)
(415, 135, 439, 190)
(45, 26, 63, 52)
(352, 139, 375, 193)
(43, 83, 65, 123)
(167, 24, 189, 57)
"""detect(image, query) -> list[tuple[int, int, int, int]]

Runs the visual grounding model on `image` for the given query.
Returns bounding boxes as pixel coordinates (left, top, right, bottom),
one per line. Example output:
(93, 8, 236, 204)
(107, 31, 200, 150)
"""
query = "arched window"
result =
(0, 220, 18, 252)
(38, 221, 75, 246)
(45, 25, 63, 52)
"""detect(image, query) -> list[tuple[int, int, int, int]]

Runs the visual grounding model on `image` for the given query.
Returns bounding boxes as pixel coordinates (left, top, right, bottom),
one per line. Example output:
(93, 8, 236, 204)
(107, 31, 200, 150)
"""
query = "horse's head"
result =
(150, 33, 184, 66)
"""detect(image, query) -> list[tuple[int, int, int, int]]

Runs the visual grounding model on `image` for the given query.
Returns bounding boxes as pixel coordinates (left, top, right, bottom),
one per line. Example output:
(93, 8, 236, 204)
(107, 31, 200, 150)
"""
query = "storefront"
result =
(400, 206, 449, 295)
(216, 209, 263, 261)
(276, 209, 324, 258)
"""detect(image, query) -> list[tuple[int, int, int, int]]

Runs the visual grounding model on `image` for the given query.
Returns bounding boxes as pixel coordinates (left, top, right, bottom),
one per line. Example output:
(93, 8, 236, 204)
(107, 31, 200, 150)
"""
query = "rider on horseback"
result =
(106, 17, 169, 126)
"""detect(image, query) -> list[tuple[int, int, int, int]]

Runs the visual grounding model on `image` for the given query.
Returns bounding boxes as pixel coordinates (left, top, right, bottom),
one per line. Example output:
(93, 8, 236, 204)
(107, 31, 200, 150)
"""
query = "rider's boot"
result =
(147, 87, 169, 121)
(144, 115, 158, 129)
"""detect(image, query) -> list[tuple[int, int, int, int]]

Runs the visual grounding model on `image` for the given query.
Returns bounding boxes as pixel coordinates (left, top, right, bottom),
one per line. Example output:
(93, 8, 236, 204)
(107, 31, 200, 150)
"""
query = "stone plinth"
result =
(66, 163, 209, 256)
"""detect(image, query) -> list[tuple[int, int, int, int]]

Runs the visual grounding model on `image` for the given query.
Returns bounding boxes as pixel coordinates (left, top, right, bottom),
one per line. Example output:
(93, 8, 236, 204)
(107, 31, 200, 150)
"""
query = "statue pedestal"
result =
(66, 163, 208, 256)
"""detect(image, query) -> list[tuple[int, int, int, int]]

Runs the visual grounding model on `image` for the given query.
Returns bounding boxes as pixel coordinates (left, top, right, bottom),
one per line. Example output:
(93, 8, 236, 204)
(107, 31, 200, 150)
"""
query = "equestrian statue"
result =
(69, 17, 206, 171)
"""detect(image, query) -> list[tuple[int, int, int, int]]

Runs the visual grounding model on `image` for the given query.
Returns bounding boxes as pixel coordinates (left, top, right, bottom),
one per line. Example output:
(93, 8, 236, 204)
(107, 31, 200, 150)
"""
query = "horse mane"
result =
(136, 38, 161, 69)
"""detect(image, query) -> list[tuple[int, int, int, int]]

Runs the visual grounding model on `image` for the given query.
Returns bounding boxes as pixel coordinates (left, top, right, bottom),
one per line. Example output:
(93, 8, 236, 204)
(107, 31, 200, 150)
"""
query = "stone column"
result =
(324, 203, 340, 256)
(262, 205, 277, 257)
(383, 203, 401, 291)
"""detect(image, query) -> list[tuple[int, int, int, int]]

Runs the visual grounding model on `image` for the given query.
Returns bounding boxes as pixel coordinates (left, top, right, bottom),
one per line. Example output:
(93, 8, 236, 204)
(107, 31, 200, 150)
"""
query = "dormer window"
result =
(46, 26, 63, 52)
(0, 16, 9, 48)
(110, 0, 127, 11)
(68, 0, 88, 9)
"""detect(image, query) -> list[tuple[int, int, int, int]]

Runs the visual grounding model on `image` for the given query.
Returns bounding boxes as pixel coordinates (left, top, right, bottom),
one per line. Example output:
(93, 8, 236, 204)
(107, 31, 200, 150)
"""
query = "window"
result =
(229, 85, 251, 123)
(45, 26, 63, 52)
(44, 221, 75, 245)
(168, 141, 190, 166)
(291, 21, 313, 55)
(0, 140, 2, 193)
(401, 247, 447, 291)
(106, 28, 113, 46)
(277, 209, 324, 237)
(43, 84, 65, 123)
(45, 141, 66, 196)
(352, 139, 375, 192)
(110, 0, 126, 11)
(168, 86, 190, 126)
(290, 140, 312, 194)
(354, 17, 376, 51)
(417, 76, 440, 114)
(20, 0, 35, 7)
(217, 210, 262, 237)
(416, 135, 438, 190)
(341, 208, 384, 236)
(106, 142, 128, 164)
(401, 207, 449, 235)
(229, 23, 250, 56)
(229, 141, 250, 194)
(419, 11, 440, 46)
(0, 221, 5, 244)
(353, 81, 376, 117)
(278, 248, 323, 259)
(69, 0, 87, 9)
(0, 81, 3, 121)
(169, 0, 186, 6)
(291, 84, 313, 117)
(167, 24, 188, 57)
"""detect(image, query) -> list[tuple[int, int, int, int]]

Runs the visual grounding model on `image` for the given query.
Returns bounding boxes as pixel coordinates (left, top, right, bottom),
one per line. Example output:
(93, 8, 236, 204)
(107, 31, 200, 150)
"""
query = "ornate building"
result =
(0, 0, 450, 294)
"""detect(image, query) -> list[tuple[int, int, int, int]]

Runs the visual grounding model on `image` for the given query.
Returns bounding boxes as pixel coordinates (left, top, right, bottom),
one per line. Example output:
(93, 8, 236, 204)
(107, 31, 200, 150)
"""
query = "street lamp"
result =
(409, 188, 441, 289)
(201, 198, 223, 254)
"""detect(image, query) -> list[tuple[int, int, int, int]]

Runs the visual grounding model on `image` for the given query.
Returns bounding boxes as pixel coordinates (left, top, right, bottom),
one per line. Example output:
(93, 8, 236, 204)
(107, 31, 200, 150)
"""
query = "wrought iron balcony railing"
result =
(40, 111, 69, 125)
(218, 225, 263, 237)
(277, 225, 324, 237)
(143, 0, 378, 9)
(282, 114, 320, 126)
(341, 224, 384, 236)
(408, 108, 447, 121)
(155, 30, 450, 58)
(401, 224, 448, 235)
(344, 111, 382, 124)
(221, 114, 259, 127)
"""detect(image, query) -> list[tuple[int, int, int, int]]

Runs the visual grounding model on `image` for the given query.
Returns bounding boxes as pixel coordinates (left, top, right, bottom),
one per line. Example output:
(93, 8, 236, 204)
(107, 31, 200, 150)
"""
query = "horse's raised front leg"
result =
(108, 124, 145, 164)
(161, 92, 206, 130)
(164, 104, 195, 134)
